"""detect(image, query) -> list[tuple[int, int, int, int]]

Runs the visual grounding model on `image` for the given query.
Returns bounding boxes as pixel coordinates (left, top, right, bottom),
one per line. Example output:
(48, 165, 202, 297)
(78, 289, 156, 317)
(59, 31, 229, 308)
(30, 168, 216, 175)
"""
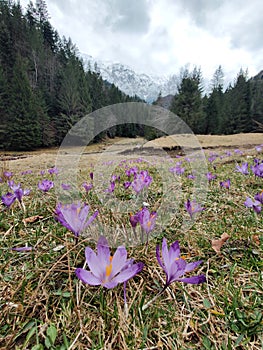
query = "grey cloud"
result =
(104, 0, 151, 33)
(176, 0, 263, 53)
(49, 0, 150, 34)
(228, 9, 263, 51)
(177, 0, 223, 27)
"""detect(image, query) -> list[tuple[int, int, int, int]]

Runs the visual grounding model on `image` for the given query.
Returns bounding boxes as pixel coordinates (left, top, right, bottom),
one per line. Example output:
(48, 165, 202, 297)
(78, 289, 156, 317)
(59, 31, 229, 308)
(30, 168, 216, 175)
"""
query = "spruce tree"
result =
(6, 56, 42, 150)
(205, 66, 225, 134)
(228, 70, 252, 133)
(170, 67, 205, 133)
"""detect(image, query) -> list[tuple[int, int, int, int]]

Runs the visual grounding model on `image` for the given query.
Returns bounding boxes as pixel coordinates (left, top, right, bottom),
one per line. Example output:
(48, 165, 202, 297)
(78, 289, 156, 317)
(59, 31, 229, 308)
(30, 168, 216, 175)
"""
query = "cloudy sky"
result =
(20, 0, 263, 86)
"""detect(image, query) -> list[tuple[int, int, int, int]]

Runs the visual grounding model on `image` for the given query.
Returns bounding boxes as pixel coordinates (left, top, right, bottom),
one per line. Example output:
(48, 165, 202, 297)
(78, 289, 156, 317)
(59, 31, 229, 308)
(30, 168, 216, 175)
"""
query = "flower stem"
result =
(123, 281, 128, 318)
(142, 285, 168, 311)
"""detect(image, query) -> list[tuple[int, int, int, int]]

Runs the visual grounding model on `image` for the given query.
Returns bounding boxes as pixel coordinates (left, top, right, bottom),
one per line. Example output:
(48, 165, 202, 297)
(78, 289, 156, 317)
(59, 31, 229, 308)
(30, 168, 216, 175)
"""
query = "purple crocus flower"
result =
(38, 179, 54, 192)
(61, 183, 71, 190)
(156, 238, 206, 287)
(139, 207, 157, 234)
(3, 171, 13, 179)
(6, 179, 30, 201)
(123, 181, 131, 189)
(21, 170, 32, 175)
(105, 181, 115, 193)
(234, 149, 243, 155)
(169, 164, 185, 175)
(131, 171, 152, 194)
(82, 182, 93, 192)
(111, 174, 120, 182)
(125, 167, 138, 177)
(208, 154, 218, 163)
(254, 191, 263, 204)
(251, 162, 263, 178)
(206, 172, 217, 182)
(1, 192, 16, 208)
(14, 188, 30, 202)
(255, 145, 262, 152)
(48, 167, 59, 175)
(244, 197, 262, 214)
(55, 202, 98, 237)
(236, 162, 249, 175)
(90, 172, 94, 180)
(129, 212, 141, 229)
(8, 180, 21, 192)
(184, 199, 205, 219)
(220, 179, 230, 189)
(75, 236, 144, 288)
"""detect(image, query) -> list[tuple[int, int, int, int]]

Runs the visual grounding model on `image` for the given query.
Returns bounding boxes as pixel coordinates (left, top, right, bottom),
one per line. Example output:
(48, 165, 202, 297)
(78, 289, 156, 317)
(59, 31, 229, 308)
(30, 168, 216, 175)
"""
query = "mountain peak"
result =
(80, 53, 178, 103)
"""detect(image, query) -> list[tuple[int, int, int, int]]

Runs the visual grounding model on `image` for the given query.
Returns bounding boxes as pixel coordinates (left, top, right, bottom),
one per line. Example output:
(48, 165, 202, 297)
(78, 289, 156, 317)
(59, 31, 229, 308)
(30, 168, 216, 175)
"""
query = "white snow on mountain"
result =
(80, 53, 178, 103)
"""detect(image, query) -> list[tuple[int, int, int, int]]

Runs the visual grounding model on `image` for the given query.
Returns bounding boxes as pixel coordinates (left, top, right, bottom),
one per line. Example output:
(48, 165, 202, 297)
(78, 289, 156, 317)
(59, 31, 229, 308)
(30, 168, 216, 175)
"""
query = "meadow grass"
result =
(0, 144, 262, 350)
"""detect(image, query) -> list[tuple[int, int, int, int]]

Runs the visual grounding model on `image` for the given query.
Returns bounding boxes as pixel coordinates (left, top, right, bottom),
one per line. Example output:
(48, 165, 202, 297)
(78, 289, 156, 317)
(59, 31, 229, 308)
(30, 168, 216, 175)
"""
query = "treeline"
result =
(0, 0, 143, 151)
(155, 66, 263, 135)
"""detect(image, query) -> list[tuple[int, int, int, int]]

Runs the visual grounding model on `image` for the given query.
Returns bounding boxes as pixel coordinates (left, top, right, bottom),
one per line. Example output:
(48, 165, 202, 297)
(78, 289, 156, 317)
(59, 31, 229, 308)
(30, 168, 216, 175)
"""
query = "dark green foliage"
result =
(204, 66, 225, 134)
(170, 67, 206, 134)
(5, 56, 42, 150)
(225, 70, 252, 134)
(250, 70, 263, 128)
(167, 65, 262, 135)
(0, 1, 141, 150)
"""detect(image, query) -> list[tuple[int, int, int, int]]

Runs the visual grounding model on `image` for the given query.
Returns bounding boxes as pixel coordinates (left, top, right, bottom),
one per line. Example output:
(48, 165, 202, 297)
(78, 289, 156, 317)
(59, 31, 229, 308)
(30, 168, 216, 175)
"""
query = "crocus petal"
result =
(97, 236, 111, 266)
(178, 275, 206, 284)
(161, 238, 171, 271)
(168, 240, 180, 262)
(185, 260, 203, 273)
(112, 262, 144, 284)
(244, 197, 253, 207)
(168, 258, 187, 283)
(85, 246, 105, 278)
(156, 244, 165, 271)
(103, 280, 119, 289)
(79, 204, 90, 222)
(85, 210, 99, 227)
(111, 246, 128, 277)
(75, 268, 101, 285)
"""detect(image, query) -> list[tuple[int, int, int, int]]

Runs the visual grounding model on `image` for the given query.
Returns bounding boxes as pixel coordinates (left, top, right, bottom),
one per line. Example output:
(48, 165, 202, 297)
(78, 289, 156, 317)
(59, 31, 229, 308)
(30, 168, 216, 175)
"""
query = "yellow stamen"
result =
(105, 256, 113, 277)
(175, 255, 186, 261)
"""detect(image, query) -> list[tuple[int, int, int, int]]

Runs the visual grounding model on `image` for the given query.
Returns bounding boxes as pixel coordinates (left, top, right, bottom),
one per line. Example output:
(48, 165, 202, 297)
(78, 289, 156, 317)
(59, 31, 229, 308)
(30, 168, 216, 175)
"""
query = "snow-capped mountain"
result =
(80, 53, 178, 103)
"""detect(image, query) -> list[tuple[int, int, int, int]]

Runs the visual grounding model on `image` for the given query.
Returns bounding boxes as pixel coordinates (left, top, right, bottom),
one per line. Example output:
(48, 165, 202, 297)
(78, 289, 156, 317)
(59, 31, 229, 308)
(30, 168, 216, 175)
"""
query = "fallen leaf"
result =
(23, 215, 44, 224)
(252, 235, 260, 246)
(211, 232, 230, 253)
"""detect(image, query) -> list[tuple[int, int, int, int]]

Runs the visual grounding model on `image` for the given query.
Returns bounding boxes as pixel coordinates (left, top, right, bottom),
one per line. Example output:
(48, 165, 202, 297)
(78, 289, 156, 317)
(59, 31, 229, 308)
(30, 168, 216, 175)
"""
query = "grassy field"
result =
(0, 134, 263, 349)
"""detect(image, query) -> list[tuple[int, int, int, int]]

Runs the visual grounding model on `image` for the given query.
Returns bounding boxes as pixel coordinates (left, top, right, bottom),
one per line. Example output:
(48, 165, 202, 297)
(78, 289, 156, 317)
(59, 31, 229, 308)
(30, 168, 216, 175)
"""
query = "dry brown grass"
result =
(1, 133, 262, 174)
(147, 133, 263, 150)
(0, 133, 262, 349)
